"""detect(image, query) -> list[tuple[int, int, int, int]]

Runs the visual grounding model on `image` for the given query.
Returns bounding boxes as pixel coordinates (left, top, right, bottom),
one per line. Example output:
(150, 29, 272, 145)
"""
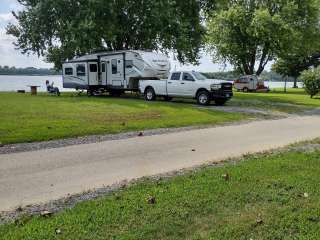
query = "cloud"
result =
(0, 12, 13, 22)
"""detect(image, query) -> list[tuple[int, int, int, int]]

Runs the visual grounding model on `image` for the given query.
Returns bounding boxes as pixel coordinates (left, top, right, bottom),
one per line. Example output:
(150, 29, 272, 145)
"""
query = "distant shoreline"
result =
(0, 74, 61, 76)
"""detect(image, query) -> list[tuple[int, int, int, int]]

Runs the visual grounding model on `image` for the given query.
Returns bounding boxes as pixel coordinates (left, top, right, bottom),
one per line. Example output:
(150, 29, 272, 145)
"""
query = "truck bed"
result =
(139, 79, 168, 96)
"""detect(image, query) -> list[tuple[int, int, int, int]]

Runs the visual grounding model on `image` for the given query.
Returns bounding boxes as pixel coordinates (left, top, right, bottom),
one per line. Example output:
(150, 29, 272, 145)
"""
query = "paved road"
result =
(1, 116, 320, 211)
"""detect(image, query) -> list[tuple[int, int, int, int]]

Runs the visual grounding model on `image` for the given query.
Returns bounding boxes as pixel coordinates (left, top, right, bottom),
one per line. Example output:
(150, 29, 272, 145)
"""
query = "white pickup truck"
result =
(139, 71, 233, 105)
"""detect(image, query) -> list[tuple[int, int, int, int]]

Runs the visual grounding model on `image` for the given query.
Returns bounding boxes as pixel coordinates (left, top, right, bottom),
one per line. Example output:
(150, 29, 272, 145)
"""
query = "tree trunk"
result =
(293, 77, 298, 88)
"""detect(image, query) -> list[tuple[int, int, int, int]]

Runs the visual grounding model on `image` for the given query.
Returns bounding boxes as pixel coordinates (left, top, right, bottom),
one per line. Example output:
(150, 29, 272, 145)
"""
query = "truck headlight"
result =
(211, 84, 221, 90)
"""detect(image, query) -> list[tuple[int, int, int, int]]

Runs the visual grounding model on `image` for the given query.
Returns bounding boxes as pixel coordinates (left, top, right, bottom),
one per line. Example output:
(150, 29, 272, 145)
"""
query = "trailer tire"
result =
(197, 91, 210, 105)
(110, 90, 122, 97)
(144, 87, 156, 101)
(243, 87, 249, 92)
(87, 89, 94, 96)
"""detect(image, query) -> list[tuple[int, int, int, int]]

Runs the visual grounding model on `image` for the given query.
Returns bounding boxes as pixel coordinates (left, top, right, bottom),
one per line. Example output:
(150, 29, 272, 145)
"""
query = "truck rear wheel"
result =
(144, 87, 156, 101)
(197, 91, 210, 105)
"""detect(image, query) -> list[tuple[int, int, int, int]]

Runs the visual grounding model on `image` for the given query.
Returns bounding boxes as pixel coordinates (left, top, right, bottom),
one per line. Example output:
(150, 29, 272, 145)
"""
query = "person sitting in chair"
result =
(46, 80, 60, 96)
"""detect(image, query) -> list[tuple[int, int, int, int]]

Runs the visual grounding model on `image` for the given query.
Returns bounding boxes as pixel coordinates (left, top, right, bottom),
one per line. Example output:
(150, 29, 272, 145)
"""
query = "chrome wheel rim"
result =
(146, 90, 153, 100)
(199, 94, 208, 104)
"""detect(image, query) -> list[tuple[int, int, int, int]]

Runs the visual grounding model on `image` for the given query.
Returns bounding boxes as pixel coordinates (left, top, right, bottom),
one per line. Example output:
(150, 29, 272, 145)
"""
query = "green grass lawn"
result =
(0, 93, 245, 144)
(1, 141, 320, 239)
(231, 88, 320, 113)
(1, 89, 319, 145)
(229, 88, 320, 113)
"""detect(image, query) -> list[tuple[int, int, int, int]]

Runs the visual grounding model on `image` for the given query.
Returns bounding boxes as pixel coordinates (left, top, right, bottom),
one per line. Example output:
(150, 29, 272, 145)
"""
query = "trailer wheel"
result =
(109, 90, 122, 97)
(144, 87, 156, 101)
(243, 87, 249, 92)
(87, 89, 94, 96)
(197, 91, 210, 105)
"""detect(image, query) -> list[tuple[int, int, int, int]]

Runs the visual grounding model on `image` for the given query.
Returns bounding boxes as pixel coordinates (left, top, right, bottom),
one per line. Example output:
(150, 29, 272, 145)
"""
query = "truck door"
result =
(180, 72, 195, 96)
(167, 72, 182, 96)
(88, 62, 98, 86)
(107, 56, 125, 87)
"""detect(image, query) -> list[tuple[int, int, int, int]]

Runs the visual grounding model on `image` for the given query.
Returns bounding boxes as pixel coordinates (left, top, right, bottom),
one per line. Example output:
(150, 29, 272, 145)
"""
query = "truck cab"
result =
(139, 71, 233, 105)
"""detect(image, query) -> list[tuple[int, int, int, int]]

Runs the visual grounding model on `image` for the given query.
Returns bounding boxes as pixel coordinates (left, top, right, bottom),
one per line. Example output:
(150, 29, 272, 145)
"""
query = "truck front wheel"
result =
(144, 87, 156, 101)
(197, 91, 210, 105)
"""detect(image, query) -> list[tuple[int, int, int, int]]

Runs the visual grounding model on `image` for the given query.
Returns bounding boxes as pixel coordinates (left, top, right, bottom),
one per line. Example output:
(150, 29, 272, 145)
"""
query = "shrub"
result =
(300, 66, 320, 98)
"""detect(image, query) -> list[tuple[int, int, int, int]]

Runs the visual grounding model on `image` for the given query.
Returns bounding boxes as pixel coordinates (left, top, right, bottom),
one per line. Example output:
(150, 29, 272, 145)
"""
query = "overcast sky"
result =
(0, 0, 232, 71)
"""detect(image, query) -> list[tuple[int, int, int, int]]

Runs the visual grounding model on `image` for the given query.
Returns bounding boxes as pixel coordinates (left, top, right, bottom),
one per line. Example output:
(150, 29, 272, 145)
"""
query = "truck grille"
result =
(221, 82, 233, 91)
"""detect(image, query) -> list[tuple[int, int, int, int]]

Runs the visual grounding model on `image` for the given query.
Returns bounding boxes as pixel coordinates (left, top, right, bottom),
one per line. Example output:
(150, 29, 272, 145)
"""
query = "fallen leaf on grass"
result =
(40, 210, 53, 218)
(147, 196, 156, 205)
(222, 173, 230, 181)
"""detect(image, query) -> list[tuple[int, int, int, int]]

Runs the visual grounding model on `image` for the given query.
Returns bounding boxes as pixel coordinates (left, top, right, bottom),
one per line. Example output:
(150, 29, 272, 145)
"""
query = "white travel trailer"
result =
(233, 75, 269, 92)
(62, 50, 170, 94)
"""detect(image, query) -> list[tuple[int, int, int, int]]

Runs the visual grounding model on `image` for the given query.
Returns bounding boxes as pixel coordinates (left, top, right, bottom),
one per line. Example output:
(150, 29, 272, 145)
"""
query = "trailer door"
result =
(88, 62, 99, 86)
(107, 57, 125, 87)
(101, 62, 107, 85)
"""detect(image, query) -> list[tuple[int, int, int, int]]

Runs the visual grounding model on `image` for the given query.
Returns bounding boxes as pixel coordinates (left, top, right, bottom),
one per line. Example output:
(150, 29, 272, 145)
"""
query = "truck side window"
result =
(182, 73, 194, 81)
(112, 59, 117, 74)
(76, 64, 86, 76)
(171, 72, 181, 80)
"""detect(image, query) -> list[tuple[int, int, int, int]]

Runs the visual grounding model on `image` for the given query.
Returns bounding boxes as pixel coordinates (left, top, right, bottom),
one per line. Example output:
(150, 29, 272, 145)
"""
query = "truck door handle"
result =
(181, 82, 185, 85)
(168, 82, 172, 84)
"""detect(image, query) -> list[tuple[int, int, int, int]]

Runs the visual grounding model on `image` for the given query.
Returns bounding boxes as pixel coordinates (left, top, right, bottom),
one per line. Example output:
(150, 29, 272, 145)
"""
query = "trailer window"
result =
(112, 59, 117, 74)
(76, 64, 86, 76)
(101, 63, 106, 72)
(64, 67, 73, 75)
(239, 77, 248, 84)
(125, 60, 133, 69)
(89, 64, 97, 72)
(171, 72, 181, 80)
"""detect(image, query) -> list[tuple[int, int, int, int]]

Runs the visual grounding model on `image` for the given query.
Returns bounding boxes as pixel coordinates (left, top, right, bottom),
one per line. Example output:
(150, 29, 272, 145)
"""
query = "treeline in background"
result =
(0, 66, 61, 76)
(202, 71, 297, 82)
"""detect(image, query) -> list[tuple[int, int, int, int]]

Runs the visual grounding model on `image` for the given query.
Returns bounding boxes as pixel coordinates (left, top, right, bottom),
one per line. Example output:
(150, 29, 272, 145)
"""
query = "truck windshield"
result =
(192, 72, 207, 81)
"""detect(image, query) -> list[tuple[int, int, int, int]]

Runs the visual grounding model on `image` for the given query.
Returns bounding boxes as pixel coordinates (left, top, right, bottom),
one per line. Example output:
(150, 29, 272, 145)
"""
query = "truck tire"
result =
(144, 87, 156, 101)
(197, 91, 210, 105)
(214, 99, 227, 106)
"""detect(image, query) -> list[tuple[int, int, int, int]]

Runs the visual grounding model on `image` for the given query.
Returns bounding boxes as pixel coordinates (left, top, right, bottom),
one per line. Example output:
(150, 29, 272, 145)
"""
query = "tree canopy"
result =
(7, 0, 205, 69)
(206, 0, 320, 76)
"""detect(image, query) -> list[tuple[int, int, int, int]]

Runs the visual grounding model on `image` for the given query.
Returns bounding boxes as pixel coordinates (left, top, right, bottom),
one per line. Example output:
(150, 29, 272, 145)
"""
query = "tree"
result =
(300, 66, 320, 98)
(272, 52, 320, 88)
(7, 0, 205, 69)
(272, 0, 320, 88)
(206, 0, 320, 76)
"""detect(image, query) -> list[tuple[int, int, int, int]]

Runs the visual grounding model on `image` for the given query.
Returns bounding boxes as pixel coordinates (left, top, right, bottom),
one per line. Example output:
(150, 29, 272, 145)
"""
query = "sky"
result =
(0, 0, 232, 71)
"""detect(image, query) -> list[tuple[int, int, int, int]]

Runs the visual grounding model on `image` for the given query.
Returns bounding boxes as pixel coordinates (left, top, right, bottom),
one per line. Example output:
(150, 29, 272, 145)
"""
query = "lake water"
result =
(0, 75, 303, 92)
(0, 75, 68, 92)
